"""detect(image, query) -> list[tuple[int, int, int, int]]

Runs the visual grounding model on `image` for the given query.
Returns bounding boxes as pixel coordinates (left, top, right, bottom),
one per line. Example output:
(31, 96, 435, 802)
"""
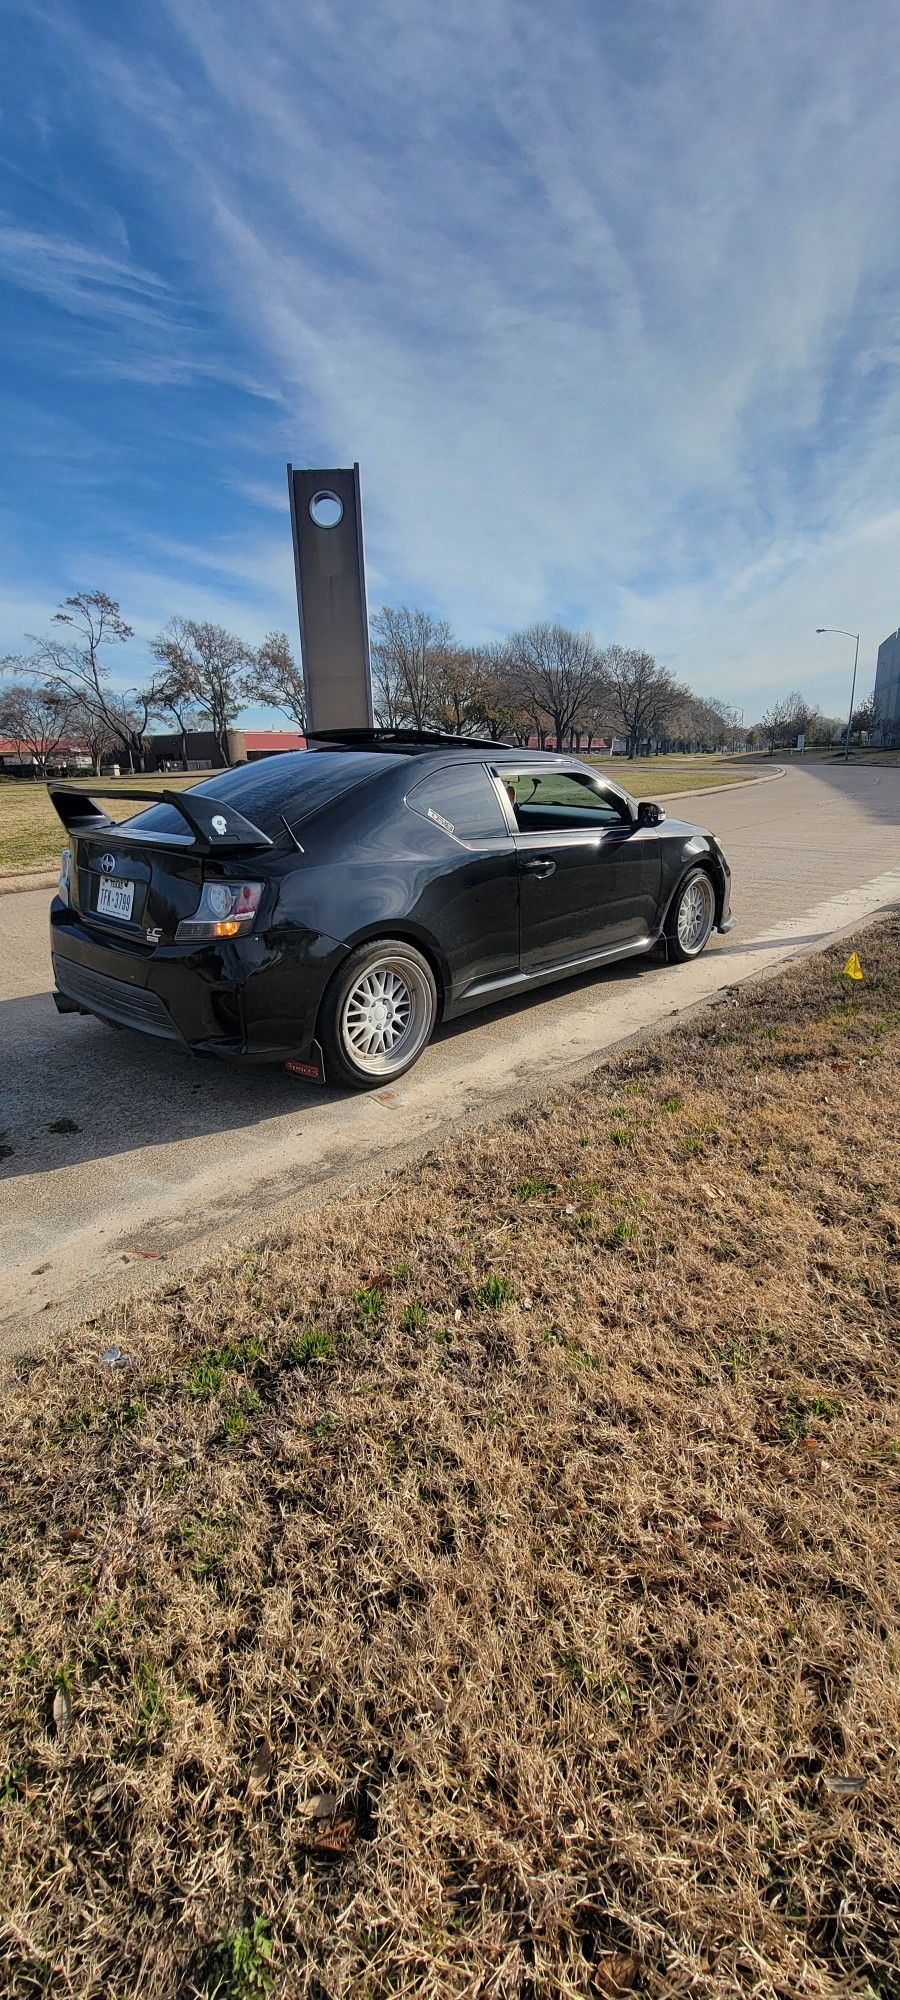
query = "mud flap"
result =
(284, 1039, 326, 1083)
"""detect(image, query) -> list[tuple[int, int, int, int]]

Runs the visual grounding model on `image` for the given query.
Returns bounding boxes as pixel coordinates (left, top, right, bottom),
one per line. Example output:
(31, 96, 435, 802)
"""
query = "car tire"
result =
(318, 938, 438, 1089)
(665, 867, 716, 962)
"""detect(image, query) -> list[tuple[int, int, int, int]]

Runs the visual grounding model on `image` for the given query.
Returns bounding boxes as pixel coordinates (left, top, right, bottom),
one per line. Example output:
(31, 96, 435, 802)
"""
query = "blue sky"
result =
(2, 0, 900, 720)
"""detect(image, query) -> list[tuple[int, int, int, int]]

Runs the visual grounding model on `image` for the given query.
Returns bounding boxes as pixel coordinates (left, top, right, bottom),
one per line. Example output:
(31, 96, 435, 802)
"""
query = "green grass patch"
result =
(354, 1283, 385, 1327)
(202, 1917, 274, 1998)
(183, 1339, 264, 1400)
(286, 1327, 336, 1367)
(472, 1273, 515, 1309)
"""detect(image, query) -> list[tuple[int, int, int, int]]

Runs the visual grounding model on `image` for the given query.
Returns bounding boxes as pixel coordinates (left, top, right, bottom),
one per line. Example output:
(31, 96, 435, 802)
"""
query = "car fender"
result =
(337, 918, 452, 1018)
(660, 836, 728, 928)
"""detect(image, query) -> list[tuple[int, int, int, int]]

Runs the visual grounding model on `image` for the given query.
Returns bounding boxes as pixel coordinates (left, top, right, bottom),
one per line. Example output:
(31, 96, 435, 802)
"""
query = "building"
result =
(232, 729, 307, 762)
(0, 737, 92, 775)
(0, 726, 307, 778)
(142, 727, 307, 771)
(873, 630, 900, 748)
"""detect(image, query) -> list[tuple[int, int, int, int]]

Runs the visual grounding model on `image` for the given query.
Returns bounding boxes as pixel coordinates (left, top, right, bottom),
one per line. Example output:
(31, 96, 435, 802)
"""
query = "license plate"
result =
(96, 875, 135, 921)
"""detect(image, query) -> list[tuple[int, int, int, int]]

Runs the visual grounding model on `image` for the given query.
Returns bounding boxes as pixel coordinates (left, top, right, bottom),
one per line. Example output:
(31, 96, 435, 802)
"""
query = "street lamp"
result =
(816, 628, 860, 762)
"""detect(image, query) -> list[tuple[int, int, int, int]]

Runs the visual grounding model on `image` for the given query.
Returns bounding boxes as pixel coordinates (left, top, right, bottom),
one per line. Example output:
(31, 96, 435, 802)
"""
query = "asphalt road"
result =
(1, 760, 898, 1355)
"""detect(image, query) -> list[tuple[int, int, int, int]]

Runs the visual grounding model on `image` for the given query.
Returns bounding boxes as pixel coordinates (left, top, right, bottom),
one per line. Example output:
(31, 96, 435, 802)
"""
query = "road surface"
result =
(1, 760, 898, 1355)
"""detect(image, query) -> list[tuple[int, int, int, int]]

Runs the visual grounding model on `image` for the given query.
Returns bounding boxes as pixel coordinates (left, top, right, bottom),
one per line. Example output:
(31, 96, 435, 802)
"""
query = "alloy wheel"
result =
(676, 873, 715, 954)
(339, 957, 434, 1078)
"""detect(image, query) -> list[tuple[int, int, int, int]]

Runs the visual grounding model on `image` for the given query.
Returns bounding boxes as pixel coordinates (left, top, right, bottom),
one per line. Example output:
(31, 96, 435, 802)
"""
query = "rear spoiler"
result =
(47, 785, 274, 855)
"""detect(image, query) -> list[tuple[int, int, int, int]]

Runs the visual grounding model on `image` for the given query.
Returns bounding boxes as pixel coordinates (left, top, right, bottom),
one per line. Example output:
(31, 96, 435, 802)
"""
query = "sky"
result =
(2, 0, 900, 722)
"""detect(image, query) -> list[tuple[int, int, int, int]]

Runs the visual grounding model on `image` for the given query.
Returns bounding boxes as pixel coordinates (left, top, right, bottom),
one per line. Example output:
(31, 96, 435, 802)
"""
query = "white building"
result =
(873, 629, 900, 747)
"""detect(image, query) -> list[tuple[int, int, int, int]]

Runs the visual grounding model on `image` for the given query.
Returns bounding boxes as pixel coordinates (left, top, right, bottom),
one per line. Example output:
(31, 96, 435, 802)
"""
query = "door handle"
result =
(521, 856, 556, 877)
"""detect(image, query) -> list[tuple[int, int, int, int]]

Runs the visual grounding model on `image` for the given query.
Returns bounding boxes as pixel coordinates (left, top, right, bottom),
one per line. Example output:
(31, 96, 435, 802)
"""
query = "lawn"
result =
(0, 774, 217, 875)
(588, 753, 761, 799)
(0, 759, 761, 874)
(1, 919, 897, 1998)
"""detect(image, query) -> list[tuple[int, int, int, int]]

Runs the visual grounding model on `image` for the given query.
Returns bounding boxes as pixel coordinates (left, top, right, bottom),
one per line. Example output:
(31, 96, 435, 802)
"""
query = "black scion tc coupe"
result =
(49, 730, 734, 1089)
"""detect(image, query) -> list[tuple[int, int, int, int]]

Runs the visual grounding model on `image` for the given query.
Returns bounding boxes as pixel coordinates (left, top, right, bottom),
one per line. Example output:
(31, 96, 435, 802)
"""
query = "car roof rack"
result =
(305, 727, 511, 753)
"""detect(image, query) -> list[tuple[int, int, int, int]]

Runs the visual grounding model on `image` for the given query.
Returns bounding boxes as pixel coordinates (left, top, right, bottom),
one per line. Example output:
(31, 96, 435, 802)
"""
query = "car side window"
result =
(407, 763, 510, 842)
(501, 770, 632, 832)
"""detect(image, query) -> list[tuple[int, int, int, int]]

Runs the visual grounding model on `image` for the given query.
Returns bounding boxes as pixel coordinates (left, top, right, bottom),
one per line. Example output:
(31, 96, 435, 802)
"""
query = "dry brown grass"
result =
(1, 922, 899, 2000)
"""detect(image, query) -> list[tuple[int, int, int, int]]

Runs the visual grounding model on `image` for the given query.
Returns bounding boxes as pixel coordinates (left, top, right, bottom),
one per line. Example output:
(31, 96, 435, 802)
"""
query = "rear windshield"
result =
(120, 751, 395, 840)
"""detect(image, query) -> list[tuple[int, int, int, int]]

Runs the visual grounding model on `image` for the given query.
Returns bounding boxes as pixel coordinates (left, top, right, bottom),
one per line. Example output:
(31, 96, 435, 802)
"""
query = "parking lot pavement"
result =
(1, 759, 898, 1356)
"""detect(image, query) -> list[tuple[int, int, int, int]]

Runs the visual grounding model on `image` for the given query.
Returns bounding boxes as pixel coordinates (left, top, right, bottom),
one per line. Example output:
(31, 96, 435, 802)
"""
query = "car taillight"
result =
(175, 881, 263, 941)
(58, 847, 71, 904)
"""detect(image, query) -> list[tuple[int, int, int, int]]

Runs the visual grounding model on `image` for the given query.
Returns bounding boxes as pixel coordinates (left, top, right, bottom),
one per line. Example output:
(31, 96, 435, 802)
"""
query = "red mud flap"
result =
(284, 1041, 326, 1083)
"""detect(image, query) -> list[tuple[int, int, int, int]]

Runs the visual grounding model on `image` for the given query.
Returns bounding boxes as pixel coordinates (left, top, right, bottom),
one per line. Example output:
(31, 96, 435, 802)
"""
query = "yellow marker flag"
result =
(842, 952, 864, 981)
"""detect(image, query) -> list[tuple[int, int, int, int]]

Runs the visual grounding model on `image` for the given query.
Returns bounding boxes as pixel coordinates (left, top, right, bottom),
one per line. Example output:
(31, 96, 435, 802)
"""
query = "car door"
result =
(404, 761, 520, 994)
(499, 766, 661, 973)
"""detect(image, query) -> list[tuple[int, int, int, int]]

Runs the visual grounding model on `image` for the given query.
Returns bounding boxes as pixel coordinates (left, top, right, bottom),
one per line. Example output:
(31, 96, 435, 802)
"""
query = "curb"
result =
(0, 868, 58, 896)
(653, 765, 786, 804)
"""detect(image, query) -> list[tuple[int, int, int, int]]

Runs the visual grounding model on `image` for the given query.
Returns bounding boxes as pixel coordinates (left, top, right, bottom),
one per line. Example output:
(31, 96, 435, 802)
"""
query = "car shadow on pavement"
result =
(0, 989, 346, 1185)
(2, 905, 854, 1190)
(0, 947, 678, 1185)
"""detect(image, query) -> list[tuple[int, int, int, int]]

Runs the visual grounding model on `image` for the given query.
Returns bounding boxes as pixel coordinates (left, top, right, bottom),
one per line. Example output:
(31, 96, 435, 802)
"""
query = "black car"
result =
(49, 731, 733, 1089)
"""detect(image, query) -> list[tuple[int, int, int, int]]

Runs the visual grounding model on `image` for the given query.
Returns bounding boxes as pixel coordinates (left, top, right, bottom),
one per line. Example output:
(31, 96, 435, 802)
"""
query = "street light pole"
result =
(815, 628, 860, 762)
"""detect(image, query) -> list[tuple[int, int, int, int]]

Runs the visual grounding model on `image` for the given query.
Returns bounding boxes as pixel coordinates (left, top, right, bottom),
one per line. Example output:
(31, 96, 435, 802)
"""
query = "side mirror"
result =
(636, 799, 666, 827)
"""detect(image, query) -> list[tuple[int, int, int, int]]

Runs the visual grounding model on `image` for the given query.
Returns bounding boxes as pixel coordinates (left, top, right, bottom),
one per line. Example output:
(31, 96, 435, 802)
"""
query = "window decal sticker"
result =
(426, 806, 455, 834)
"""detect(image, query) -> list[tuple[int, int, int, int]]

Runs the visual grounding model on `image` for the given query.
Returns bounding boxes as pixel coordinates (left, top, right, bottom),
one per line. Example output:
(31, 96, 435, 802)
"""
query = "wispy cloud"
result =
(2, 0, 900, 708)
(0, 221, 172, 324)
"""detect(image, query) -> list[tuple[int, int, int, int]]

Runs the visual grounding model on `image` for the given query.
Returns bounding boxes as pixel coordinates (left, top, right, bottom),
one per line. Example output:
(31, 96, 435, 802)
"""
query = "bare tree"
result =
(11, 589, 155, 768)
(245, 632, 307, 731)
(66, 697, 119, 775)
(506, 623, 602, 751)
(850, 694, 877, 744)
(696, 697, 732, 749)
(783, 693, 821, 743)
(758, 695, 793, 754)
(115, 683, 169, 772)
(370, 606, 455, 729)
(467, 642, 529, 742)
(0, 680, 74, 775)
(573, 669, 615, 752)
(430, 646, 487, 735)
(672, 692, 735, 752)
(152, 619, 253, 767)
(604, 646, 678, 758)
(152, 671, 205, 769)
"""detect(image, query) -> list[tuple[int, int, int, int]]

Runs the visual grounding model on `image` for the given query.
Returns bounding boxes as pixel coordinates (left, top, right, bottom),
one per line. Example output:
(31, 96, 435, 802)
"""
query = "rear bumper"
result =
(49, 899, 346, 1061)
(54, 957, 183, 1039)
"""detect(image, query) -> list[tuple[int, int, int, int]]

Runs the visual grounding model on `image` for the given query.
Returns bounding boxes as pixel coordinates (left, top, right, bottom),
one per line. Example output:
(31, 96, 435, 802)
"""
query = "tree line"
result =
(0, 587, 867, 776)
(0, 592, 305, 774)
(370, 608, 743, 755)
(756, 687, 877, 754)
